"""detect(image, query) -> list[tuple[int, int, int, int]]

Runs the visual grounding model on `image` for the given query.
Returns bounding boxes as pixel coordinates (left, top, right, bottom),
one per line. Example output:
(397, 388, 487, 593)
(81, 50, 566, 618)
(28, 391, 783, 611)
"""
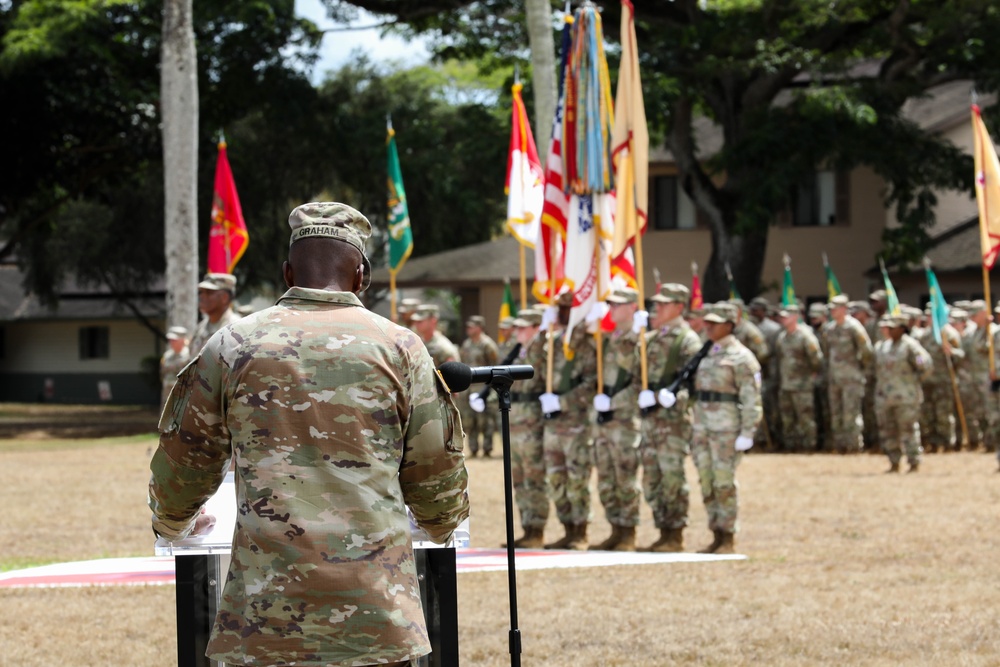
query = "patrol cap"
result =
(778, 304, 801, 317)
(499, 316, 516, 329)
(399, 297, 421, 314)
(466, 315, 486, 328)
(879, 314, 903, 327)
(198, 273, 237, 292)
(649, 283, 690, 304)
(869, 289, 887, 302)
(703, 302, 739, 324)
(728, 297, 746, 309)
(409, 304, 440, 322)
(808, 302, 828, 317)
(165, 326, 189, 340)
(967, 299, 986, 315)
(749, 296, 770, 308)
(828, 294, 850, 307)
(606, 287, 639, 305)
(288, 202, 372, 291)
(848, 301, 871, 315)
(512, 308, 543, 327)
(950, 308, 969, 321)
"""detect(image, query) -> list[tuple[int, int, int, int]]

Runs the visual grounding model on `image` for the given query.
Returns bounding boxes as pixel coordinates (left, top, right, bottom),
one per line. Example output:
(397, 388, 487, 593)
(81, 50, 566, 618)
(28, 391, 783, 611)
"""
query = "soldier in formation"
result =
(775, 304, 824, 452)
(824, 294, 873, 454)
(459, 315, 499, 457)
(159, 325, 190, 409)
(190, 273, 241, 354)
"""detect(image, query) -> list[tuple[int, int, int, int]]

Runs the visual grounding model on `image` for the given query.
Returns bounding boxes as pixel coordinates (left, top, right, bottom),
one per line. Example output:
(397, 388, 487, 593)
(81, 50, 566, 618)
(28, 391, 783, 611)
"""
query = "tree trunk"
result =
(524, 0, 556, 159)
(701, 222, 769, 303)
(161, 0, 199, 337)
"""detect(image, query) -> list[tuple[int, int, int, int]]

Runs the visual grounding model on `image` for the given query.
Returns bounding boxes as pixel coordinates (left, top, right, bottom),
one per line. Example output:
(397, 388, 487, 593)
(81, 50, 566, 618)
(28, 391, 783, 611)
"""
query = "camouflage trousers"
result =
(639, 411, 691, 530)
(779, 389, 817, 452)
(591, 415, 642, 527)
(510, 402, 548, 529)
(691, 425, 743, 534)
(543, 412, 593, 526)
(757, 376, 779, 449)
(862, 372, 879, 450)
(460, 394, 496, 455)
(877, 400, 922, 466)
(958, 377, 985, 448)
(920, 381, 956, 451)
(828, 380, 864, 453)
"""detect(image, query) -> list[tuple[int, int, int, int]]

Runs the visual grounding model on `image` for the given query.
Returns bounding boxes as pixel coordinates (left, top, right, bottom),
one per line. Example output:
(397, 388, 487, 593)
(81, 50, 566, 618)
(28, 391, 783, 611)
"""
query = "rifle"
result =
(642, 340, 713, 415)
(471, 343, 523, 402)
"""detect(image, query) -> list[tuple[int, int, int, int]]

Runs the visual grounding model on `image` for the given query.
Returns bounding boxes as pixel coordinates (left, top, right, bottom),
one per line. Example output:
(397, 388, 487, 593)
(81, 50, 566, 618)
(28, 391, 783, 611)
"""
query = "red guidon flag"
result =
(973, 104, 1000, 269)
(207, 140, 249, 274)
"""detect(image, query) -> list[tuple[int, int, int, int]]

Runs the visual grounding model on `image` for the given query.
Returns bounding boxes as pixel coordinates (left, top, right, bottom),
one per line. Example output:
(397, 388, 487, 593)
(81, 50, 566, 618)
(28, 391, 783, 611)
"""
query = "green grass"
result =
(0, 432, 158, 453)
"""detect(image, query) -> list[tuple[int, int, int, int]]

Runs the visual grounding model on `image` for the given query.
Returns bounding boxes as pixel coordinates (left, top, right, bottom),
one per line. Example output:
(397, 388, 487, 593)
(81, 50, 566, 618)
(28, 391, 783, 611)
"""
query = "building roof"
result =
(0, 264, 165, 321)
(866, 216, 980, 278)
(370, 235, 531, 288)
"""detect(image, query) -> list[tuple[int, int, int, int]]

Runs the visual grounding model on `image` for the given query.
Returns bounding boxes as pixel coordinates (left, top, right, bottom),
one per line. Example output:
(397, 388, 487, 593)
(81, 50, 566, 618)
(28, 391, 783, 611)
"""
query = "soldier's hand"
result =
(657, 389, 677, 409)
(593, 393, 612, 412)
(638, 389, 657, 410)
(470, 394, 486, 413)
(734, 436, 754, 452)
(540, 306, 559, 330)
(539, 392, 561, 414)
(586, 302, 607, 325)
(192, 507, 216, 536)
(632, 310, 649, 334)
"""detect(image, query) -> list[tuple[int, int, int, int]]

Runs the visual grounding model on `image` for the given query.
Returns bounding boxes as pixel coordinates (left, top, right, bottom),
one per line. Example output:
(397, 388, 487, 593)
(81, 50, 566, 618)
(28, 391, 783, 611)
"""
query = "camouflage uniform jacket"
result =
(966, 322, 999, 377)
(460, 333, 500, 369)
(633, 316, 703, 413)
(875, 334, 933, 405)
(913, 324, 965, 383)
(776, 326, 824, 391)
(734, 318, 770, 366)
(190, 307, 242, 354)
(692, 334, 762, 439)
(825, 315, 873, 383)
(425, 329, 460, 368)
(599, 327, 640, 418)
(527, 324, 597, 415)
(159, 346, 191, 387)
(149, 287, 470, 667)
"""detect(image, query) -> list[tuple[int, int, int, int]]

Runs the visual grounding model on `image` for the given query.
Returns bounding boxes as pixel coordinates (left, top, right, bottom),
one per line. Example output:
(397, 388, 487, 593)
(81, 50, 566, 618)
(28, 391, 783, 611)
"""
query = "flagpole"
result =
(519, 245, 528, 310)
(219, 131, 232, 273)
(985, 264, 995, 381)
(390, 273, 398, 322)
(547, 232, 558, 394)
(926, 257, 968, 445)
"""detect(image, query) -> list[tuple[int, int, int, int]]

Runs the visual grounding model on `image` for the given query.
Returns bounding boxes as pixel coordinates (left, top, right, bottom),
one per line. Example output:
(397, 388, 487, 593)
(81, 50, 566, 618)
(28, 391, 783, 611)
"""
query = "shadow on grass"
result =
(0, 403, 160, 440)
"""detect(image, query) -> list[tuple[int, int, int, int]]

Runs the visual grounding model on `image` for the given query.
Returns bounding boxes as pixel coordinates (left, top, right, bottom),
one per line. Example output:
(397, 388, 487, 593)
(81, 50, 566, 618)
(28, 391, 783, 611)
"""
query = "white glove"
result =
(735, 436, 754, 452)
(540, 306, 559, 330)
(586, 301, 607, 324)
(540, 392, 561, 414)
(469, 394, 486, 413)
(632, 310, 649, 334)
(638, 389, 657, 409)
(657, 388, 676, 409)
(593, 393, 611, 412)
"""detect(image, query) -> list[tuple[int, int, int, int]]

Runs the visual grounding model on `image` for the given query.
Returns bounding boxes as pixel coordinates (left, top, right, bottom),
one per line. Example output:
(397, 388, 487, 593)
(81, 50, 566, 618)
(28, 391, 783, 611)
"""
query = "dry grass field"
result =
(2, 407, 1000, 666)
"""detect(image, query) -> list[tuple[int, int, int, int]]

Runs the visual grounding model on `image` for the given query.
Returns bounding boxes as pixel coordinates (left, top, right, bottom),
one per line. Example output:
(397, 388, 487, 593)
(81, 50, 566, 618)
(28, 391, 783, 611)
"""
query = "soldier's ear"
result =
(282, 261, 294, 288)
(351, 263, 364, 294)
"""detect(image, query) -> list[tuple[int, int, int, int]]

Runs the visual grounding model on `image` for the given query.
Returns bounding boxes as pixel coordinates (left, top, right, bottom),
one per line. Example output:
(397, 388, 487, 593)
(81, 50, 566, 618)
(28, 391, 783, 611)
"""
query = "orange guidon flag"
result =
(207, 140, 249, 274)
(973, 104, 1000, 269)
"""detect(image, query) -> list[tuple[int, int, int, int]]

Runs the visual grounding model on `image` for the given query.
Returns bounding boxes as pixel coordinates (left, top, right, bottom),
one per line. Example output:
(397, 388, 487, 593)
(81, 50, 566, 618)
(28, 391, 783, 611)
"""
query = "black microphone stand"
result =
(484, 369, 522, 667)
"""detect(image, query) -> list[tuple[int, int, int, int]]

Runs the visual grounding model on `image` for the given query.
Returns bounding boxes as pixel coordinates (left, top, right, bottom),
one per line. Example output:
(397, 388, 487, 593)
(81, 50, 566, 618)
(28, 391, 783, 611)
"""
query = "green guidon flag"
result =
(387, 123, 413, 276)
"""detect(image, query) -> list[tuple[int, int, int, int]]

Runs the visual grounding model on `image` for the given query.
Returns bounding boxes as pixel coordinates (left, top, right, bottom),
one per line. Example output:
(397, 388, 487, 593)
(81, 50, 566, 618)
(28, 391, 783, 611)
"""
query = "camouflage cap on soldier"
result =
(828, 294, 850, 307)
(512, 308, 543, 327)
(848, 300, 871, 315)
(950, 308, 969, 321)
(749, 296, 770, 308)
(703, 301, 739, 324)
(165, 326, 189, 340)
(778, 304, 801, 318)
(288, 202, 373, 291)
(409, 304, 440, 322)
(465, 315, 486, 328)
(198, 273, 237, 292)
(967, 299, 987, 315)
(879, 314, 903, 328)
(499, 316, 516, 329)
(869, 289, 887, 302)
(606, 287, 639, 304)
(902, 305, 923, 319)
(399, 297, 421, 314)
(649, 282, 690, 304)
(808, 302, 828, 317)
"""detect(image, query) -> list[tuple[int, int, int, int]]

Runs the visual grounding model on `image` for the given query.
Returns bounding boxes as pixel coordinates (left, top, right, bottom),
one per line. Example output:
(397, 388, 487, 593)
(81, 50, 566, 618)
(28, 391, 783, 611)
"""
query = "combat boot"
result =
(646, 528, 683, 553)
(515, 526, 545, 549)
(565, 523, 589, 551)
(713, 531, 735, 555)
(611, 526, 637, 552)
(590, 525, 622, 551)
(697, 529, 725, 554)
(545, 523, 577, 550)
(885, 461, 900, 473)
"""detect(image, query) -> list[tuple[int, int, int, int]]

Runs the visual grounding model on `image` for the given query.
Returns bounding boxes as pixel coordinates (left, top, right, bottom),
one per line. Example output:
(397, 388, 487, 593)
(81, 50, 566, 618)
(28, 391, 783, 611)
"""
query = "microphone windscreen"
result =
(437, 361, 473, 392)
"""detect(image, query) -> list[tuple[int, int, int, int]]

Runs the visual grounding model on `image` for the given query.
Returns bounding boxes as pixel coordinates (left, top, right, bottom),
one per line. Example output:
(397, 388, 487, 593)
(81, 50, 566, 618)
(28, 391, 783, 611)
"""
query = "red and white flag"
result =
(207, 140, 248, 274)
(506, 82, 545, 247)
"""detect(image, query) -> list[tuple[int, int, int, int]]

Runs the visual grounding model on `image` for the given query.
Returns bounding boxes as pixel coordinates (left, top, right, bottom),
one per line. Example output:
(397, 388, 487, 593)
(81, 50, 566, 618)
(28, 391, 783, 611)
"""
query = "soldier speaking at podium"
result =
(149, 202, 470, 667)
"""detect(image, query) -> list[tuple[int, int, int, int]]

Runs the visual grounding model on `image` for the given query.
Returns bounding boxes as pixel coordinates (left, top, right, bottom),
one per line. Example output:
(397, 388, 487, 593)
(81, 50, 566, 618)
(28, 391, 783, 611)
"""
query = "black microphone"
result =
(437, 362, 535, 392)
